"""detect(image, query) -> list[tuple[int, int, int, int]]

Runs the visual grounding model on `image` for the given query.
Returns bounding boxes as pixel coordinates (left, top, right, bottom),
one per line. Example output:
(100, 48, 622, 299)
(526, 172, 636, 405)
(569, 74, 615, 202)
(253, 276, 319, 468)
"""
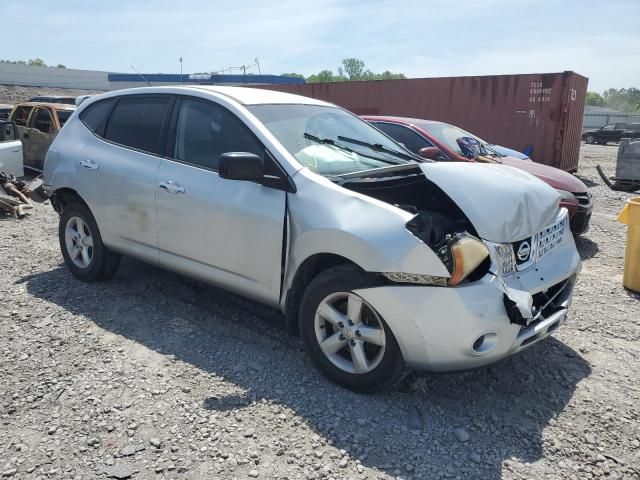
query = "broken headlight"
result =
(435, 233, 490, 286)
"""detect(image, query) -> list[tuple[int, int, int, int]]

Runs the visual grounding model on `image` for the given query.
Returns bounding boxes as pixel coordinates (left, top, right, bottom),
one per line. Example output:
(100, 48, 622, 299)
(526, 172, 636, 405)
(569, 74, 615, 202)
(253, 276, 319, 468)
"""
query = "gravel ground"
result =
(1, 144, 639, 480)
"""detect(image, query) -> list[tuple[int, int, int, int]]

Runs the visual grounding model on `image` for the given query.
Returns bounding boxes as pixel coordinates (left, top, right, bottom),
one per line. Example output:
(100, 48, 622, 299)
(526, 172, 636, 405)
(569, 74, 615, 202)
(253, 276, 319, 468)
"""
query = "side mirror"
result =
(218, 152, 264, 181)
(418, 146, 443, 160)
(0, 121, 18, 142)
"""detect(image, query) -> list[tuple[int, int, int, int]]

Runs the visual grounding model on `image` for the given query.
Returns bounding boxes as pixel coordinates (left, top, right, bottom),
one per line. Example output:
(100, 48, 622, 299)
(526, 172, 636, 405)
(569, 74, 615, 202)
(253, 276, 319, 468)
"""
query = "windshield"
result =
(248, 104, 414, 176)
(57, 110, 73, 127)
(417, 122, 499, 158)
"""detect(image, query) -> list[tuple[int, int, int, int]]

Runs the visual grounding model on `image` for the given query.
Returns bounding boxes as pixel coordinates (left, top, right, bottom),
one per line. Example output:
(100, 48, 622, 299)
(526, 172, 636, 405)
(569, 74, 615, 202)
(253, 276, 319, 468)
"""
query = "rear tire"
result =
(299, 265, 404, 393)
(59, 203, 120, 281)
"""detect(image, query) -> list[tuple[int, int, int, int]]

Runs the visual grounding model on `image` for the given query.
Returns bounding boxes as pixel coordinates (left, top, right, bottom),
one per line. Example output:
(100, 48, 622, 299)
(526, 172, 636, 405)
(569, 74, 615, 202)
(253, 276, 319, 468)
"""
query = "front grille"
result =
(487, 210, 569, 276)
(572, 192, 591, 206)
(532, 215, 568, 264)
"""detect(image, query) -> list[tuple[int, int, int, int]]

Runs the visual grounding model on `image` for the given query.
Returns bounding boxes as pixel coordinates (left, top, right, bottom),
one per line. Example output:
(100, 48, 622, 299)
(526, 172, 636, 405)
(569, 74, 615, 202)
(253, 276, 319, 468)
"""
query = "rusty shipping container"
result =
(262, 71, 588, 172)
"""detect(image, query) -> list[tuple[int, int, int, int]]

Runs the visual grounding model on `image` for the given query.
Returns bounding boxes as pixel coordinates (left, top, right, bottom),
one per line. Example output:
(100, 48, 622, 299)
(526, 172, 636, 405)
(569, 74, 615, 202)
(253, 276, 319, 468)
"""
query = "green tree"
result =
(338, 58, 366, 80)
(306, 58, 405, 83)
(585, 91, 605, 107)
(281, 73, 305, 79)
(602, 88, 640, 112)
(28, 58, 47, 67)
(56, 64, 67, 69)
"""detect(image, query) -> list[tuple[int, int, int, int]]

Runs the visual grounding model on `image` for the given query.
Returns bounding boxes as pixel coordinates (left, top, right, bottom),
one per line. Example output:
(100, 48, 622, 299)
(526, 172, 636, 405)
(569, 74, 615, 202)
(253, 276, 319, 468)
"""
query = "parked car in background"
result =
(28, 95, 77, 105)
(582, 122, 640, 145)
(8, 102, 75, 171)
(488, 144, 532, 161)
(0, 121, 24, 177)
(0, 104, 14, 120)
(44, 86, 581, 392)
(364, 116, 593, 235)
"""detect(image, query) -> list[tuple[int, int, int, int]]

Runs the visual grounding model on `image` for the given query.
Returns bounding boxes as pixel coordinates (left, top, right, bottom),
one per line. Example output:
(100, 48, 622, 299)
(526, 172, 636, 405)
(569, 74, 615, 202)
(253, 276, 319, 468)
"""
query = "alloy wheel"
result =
(314, 292, 386, 374)
(64, 216, 94, 269)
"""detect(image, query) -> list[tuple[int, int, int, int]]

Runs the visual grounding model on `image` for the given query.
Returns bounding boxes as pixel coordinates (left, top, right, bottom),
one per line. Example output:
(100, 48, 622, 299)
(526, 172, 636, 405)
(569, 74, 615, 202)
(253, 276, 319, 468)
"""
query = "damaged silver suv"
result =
(43, 86, 581, 392)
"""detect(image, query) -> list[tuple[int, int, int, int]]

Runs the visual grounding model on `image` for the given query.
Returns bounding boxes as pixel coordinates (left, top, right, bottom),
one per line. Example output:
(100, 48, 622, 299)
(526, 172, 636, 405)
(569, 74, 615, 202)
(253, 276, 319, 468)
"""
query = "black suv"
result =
(582, 122, 640, 145)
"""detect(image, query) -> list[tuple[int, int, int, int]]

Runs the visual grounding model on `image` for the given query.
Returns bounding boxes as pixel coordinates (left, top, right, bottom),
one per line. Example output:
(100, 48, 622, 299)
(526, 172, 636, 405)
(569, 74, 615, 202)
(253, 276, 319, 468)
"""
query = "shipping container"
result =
(260, 71, 588, 172)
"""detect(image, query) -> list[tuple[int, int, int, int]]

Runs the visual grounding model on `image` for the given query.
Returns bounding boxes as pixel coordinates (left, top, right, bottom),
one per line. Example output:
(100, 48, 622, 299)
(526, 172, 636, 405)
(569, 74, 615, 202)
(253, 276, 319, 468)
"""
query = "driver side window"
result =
(602, 124, 614, 130)
(173, 98, 263, 171)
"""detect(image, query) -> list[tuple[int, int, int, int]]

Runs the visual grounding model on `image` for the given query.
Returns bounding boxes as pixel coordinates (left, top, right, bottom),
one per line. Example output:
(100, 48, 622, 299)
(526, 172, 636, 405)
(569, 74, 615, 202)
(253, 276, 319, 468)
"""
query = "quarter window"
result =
(80, 99, 115, 134)
(104, 96, 171, 155)
(374, 122, 432, 154)
(12, 106, 33, 126)
(173, 98, 263, 170)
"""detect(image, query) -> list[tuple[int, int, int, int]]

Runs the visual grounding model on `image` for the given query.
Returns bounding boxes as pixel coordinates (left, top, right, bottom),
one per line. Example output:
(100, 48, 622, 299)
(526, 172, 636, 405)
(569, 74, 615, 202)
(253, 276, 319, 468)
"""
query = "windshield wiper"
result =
(303, 133, 399, 165)
(336, 135, 419, 161)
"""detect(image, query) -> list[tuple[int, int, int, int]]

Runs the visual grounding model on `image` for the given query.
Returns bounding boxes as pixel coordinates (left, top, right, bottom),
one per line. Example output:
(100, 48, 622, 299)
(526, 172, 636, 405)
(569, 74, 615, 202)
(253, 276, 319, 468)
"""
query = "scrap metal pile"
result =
(0, 172, 47, 218)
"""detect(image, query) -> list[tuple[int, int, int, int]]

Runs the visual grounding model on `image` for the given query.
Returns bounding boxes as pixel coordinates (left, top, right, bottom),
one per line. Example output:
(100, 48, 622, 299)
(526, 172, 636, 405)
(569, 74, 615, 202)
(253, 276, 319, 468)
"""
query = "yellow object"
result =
(618, 197, 640, 293)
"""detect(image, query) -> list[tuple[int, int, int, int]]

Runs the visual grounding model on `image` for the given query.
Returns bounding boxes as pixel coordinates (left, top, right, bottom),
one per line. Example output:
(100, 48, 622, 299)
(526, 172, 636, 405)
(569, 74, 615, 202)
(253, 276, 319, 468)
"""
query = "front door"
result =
(156, 97, 286, 305)
(24, 107, 56, 170)
(0, 122, 23, 176)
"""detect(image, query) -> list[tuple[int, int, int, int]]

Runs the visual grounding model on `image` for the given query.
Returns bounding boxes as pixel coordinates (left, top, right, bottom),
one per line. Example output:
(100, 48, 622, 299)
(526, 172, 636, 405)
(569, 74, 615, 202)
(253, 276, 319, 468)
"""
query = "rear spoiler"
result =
(75, 95, 92, 106)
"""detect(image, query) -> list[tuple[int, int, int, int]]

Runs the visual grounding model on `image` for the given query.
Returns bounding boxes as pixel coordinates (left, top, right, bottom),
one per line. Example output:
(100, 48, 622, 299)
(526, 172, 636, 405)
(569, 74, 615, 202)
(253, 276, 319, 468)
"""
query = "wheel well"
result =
(284, 253, 362, 335)
(51, 188, 87, 213)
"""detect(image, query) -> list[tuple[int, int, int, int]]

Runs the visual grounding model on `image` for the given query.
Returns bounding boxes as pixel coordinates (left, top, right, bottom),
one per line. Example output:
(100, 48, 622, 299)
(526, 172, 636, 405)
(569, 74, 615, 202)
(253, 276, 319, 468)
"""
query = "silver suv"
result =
(44, 86, 581, 392)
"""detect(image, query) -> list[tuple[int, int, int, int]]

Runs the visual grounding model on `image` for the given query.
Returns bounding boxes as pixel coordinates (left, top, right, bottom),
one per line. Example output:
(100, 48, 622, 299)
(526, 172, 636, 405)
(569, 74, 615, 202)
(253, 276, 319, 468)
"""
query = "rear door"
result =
(156, 96, 286, 305)
(0, 122, 23, 177)
(79, 95, 172, 263)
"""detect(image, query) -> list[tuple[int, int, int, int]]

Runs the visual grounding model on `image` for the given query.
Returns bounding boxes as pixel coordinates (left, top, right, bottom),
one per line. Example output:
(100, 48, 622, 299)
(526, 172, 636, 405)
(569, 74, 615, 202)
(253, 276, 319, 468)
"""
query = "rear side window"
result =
(12, 106, 33, 126)
(80, 99, 114, 134)
(104, 96, 171, 155)
(57, 110, 73, 127)
(375, 122, 433, 154)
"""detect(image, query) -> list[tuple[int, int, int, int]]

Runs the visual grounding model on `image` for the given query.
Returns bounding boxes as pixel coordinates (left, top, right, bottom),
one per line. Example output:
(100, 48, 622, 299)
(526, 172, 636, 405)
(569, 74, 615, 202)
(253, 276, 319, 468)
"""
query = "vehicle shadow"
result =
(20, 259, 591, 479)
(574, 235, 599, 260)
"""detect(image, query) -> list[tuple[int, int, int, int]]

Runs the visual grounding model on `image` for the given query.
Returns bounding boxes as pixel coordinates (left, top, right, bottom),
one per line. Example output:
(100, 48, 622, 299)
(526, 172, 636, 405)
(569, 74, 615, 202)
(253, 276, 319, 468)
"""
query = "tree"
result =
(28, 58, 47, 67)
(585, 91, 605, 107)
(338, 58, 366, 81)
(602, 88, 640, 112)
(307, 69, 346, 83)
(56, 64, 67, 69)
(281, 73, 305, 79)
(306, 59, 405, 83)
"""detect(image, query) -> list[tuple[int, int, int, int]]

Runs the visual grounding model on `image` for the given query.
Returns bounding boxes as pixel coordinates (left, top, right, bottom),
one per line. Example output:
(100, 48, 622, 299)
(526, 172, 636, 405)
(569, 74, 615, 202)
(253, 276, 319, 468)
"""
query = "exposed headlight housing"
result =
(491, 242, 517, 275)
(435, 233, 490, 286)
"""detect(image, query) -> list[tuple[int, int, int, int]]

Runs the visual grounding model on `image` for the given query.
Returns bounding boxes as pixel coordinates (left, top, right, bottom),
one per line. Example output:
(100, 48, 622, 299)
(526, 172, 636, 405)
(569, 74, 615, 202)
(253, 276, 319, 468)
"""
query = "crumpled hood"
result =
(420, 162, 560, 243)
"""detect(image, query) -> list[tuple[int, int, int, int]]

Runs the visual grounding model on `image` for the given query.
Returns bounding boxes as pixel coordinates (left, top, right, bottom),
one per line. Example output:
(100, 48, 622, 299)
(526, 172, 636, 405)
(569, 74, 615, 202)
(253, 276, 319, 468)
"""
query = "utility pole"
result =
(255, 58, 261, 75)
(178, 57, 183, 83)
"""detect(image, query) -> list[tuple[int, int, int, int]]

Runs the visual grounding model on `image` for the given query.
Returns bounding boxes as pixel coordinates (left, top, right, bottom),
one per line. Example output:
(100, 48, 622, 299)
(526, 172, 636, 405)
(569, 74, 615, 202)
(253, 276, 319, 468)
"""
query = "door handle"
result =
(158, 181, 185, 194)
(80, 159, 99, 170)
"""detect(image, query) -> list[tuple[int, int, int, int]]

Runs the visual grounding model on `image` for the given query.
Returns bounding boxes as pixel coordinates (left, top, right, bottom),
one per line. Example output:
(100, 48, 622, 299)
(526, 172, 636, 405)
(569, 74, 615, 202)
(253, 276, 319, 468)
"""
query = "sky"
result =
(1, 0, 638, 92)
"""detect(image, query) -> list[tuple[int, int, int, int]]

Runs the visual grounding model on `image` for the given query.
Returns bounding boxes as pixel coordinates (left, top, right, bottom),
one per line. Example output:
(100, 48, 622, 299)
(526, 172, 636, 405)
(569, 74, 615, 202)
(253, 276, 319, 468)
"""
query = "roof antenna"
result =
(130, 65, 152, 86)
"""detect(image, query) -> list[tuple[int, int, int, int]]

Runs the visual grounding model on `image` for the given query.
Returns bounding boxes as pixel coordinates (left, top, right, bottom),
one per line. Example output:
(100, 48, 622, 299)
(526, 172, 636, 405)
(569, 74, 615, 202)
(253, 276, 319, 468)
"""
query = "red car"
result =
(363, 116, 593, 235)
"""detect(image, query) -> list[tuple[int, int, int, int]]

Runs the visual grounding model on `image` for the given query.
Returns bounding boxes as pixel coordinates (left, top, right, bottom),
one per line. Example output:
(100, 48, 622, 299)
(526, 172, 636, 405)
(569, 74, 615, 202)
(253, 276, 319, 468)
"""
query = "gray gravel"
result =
(1, 144, 639, 479)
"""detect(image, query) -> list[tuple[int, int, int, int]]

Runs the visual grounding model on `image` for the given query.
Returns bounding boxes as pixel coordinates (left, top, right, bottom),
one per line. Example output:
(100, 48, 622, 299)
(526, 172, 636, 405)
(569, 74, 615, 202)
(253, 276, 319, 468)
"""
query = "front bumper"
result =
(355, 227, 581, 371)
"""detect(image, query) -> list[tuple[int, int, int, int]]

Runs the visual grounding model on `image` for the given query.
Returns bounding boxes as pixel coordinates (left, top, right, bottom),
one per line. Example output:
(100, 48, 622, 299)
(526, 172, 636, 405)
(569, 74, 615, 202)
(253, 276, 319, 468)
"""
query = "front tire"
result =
(584, 134, 595, 144)
(299, 265, 404, 393)
(59, 203, 120, 281)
